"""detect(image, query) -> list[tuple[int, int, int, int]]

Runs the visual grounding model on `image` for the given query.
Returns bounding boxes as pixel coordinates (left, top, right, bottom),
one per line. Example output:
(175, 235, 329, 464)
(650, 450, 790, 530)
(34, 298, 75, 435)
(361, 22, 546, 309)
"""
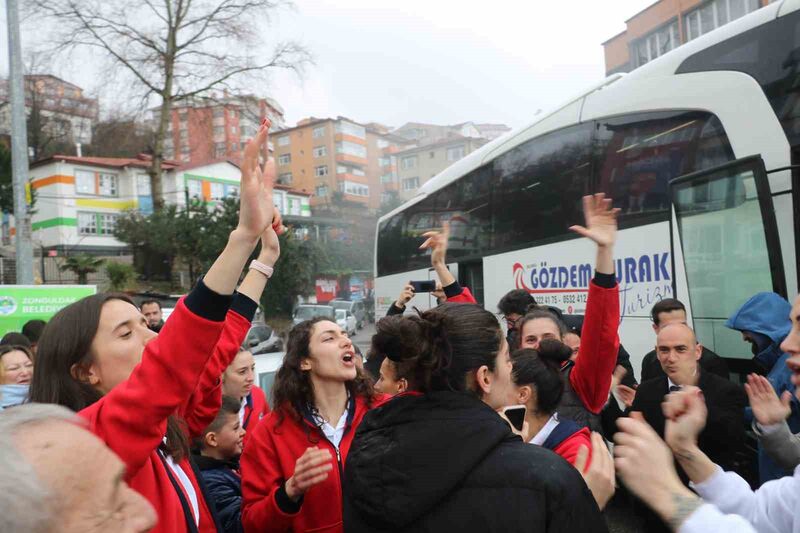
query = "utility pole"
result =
(6, 0, 34, 284)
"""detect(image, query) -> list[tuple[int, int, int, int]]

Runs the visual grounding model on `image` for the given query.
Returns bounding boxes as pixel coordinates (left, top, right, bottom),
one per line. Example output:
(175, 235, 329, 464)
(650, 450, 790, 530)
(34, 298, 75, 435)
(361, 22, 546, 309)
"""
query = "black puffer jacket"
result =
(343, 391, 608, 533)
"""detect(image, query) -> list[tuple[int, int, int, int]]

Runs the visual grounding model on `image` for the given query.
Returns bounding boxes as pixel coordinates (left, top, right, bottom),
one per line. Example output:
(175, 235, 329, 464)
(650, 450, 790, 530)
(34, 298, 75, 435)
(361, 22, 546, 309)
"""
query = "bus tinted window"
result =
(594, 111, 734, 229)
(435, 165, 493, 262)
(491, 124, 591, 253)
(376, 195, 436, 276)
(677, 9, 800, 148)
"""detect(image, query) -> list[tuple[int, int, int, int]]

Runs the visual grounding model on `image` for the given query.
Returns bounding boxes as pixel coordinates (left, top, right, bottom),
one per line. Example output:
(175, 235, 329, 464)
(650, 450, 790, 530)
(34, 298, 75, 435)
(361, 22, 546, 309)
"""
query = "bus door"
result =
(669, 155, 787, 379)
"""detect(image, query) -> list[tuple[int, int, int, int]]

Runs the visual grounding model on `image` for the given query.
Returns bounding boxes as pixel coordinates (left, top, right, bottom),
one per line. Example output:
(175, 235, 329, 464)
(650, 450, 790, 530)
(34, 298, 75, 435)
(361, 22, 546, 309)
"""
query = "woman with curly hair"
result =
(240, 316, 387, 532)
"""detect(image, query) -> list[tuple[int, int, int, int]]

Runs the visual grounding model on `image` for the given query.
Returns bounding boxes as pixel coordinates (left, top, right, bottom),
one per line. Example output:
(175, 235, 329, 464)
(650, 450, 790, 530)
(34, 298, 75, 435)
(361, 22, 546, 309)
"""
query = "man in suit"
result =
(640, 298, 729, 382)
(627, 322, 746, 532)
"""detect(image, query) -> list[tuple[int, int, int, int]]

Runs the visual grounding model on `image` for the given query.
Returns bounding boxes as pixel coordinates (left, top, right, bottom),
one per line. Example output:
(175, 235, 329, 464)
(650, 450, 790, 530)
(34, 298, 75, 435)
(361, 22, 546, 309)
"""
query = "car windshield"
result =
(294, 306, 334, 319)
(335, 309, 346, 320)
(330, 301, 350, 310)
(246, 325, 273, 345)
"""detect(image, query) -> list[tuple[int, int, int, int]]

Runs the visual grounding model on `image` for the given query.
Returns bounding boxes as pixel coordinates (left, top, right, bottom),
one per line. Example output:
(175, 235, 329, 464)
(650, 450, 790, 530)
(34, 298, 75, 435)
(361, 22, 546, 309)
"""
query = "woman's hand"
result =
(575, 432, 616, 510)
(420, 221, 450, 267)
(285, 447, 334, 501)
(237, 119, 276, 242)
(745, 373, 792, 427)
(569, 193, 620, 249)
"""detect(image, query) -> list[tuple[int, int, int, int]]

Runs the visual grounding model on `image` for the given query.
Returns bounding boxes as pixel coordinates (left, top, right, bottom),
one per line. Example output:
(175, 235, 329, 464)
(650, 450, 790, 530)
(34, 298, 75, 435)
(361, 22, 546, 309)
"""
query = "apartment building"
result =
(393, 121, 510, 144)
(0, 75, 99, 149)
(16, 154, 309, 253)
(157, 94, 285, 165)
(395, 136, 488, 200)
(272, 116, 407, 209)
(603, 0, 771, 75)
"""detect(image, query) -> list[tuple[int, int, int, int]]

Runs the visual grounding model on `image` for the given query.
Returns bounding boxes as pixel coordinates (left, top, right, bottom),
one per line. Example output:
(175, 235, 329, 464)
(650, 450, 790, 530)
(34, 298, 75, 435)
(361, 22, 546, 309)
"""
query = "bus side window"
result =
(490, 123, 592, 254)
(593, 110, 734, 229)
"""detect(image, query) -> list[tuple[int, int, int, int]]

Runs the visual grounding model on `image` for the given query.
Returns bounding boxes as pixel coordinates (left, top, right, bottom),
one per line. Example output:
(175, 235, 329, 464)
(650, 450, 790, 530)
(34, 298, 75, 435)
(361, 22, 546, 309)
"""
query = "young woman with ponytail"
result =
(240, 316, 388, 533)
(509, 341, 592, 467)
(29, 122, 282, 533)
(343, 301, 607, 533)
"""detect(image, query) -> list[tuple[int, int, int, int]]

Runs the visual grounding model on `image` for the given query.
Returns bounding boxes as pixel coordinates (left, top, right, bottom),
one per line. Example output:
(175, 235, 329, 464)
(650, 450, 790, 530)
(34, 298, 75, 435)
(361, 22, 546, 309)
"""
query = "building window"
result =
(278, 154, 291, 165)
(213, 107, 224, 118)
(633, 20, 679, 67)
(401, 155, 418, 170)
(446, 145, 466, 161)
(335, 141, 367, 159)
(225, 184, 239, 197)
(380, 174, 395, 184)
(96, 173, 117, 196)
(213, 126, 224, 137)
(179, 129, 188, 140)
(230, 142, 238, 152)
(214, 142, 226, 158)
(316, 185, 329, 197)
(278, 172, 293, 185)
(77, 212, 97, 235)
(402, 177, 420, 191)
(75, 170, 94, 195)
(136, 174, 151, 196)
(210, 182, 225, 200)
(313, 126, 326, 138)
(377, 139, 389, 148)
(98, 213, 118, 235)
(180, 151, 191, 162)
(315, 165, 329, 177)
(278, 135, 290, 146)
(187, 179, 202, 199)
(334, 120, 366, 139)
(379, 157, 390, 166)
(313, 145, 327, 157)
(684, 0, 759, 42)
(340, 180, 369, 197)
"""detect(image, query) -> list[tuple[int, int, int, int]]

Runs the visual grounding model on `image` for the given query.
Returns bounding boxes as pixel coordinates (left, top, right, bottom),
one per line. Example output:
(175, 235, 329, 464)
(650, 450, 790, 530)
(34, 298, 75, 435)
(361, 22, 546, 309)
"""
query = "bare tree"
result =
(27, 0, 311, 210)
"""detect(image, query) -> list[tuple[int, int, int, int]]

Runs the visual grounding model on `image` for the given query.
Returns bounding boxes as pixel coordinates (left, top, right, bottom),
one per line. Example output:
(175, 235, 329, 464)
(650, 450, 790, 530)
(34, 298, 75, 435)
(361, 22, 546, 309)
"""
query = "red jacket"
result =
(79, 287, 252, 533)
(444, 281, 477, 304)
(242, 385, 270, 445)
(569, 279, 620, 414)
(553, 427, 592, 468)
(241, 393, 389, 533)
(182, 301, 255, 439)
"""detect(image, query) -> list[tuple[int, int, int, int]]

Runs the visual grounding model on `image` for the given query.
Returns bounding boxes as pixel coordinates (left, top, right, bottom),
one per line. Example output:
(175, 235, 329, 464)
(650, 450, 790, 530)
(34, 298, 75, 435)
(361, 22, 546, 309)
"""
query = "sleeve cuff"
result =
(275, 483, 303, 514)
(592, 272, 617, 289)
(231, 292, 258, 321)
(689, 465, 725, 496)
(443, 281, 463, 298)
(387, 303, 405, 316)
(184, 278, 233, 322)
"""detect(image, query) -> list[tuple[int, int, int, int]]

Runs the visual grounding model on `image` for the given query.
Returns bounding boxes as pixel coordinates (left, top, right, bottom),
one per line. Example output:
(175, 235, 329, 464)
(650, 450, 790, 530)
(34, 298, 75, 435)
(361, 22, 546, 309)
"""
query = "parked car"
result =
(292, 304, 335, 327)
(330, 299, 366, 329)
(335, 309, 357, 336)
(253, 351, 284, 402)
(245, 323, 283, 354)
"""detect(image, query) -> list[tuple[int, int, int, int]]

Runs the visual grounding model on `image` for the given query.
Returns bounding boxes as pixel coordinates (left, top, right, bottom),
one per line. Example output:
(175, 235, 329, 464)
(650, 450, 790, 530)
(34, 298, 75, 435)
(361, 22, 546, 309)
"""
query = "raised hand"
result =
(662, 386, 707, 452)
(746, 373, 792, 427)
(285, 447, 334, 501)
(258, 212, 284, 268)
(575, 432, 616, 510)
(397, 284, 415, 308)
(569, 194, 620, 248)
(238, 119, 276, 241)
(420, 221, 450, 267)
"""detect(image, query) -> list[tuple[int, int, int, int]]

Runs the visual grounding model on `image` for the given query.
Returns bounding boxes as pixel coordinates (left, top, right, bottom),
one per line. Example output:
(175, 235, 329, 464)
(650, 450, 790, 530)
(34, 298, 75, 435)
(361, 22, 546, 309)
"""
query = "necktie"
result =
(669, 385, 682, 393)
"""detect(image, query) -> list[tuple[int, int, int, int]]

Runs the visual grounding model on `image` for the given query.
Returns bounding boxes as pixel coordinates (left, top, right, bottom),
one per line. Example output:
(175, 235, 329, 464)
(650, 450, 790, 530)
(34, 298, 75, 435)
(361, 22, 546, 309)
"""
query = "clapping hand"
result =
(745, 373, 792, 427)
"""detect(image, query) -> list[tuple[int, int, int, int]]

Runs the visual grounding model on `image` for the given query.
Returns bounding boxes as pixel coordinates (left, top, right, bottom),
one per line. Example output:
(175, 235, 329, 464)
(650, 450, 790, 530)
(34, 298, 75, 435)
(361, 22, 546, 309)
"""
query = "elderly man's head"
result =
(0, 403, 155, 532)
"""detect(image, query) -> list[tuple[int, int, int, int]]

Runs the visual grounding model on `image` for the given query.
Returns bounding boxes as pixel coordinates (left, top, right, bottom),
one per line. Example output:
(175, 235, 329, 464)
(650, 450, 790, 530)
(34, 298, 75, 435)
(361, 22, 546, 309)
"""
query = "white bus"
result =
(374, 0, 800, 379)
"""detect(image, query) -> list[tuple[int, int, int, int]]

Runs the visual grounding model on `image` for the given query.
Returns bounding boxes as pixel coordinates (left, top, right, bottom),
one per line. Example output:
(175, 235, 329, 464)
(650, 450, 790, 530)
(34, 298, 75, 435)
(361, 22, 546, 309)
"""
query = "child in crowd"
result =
(194, 395, 246, 533)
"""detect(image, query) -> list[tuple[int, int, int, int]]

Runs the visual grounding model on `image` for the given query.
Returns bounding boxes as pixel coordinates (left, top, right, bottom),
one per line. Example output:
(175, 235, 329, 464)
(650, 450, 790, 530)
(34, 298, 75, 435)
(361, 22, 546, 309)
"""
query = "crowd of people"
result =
(2, 122, 800, 533)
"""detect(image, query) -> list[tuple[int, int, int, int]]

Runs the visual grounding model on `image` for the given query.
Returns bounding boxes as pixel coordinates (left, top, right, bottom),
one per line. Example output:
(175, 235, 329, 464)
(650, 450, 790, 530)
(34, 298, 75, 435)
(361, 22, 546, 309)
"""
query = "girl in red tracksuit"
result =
(222, 349, 271, 445)
(28, 122, 282, 533)
(241, 316, 389, 533)
(509, 342, 592, 467)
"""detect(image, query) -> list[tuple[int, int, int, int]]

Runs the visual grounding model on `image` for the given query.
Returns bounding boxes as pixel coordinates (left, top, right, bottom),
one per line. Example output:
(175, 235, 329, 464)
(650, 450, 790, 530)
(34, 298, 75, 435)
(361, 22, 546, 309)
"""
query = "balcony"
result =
(334, 133, 366, 144)
(335, 153, 367, 166)
(335, 172, 368, 184)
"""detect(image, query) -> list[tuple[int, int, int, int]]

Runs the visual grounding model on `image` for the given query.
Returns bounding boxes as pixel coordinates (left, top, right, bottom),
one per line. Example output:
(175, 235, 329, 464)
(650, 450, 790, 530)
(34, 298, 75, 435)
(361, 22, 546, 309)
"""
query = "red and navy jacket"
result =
(80, 283, 257, 533)
(539, 418, 593, 469)
(242, 385, 270, 445)
(240, 393, 390, 533)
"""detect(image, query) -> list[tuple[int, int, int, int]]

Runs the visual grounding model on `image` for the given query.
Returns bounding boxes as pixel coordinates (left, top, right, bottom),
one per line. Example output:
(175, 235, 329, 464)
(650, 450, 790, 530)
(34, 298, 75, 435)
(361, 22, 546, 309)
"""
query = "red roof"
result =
(31, 154, 181, 170)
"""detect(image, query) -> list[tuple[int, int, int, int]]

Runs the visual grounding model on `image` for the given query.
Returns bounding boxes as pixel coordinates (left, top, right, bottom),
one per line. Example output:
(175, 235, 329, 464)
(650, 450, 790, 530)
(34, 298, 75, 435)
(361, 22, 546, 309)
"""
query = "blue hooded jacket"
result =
(726, 292, 799, 484)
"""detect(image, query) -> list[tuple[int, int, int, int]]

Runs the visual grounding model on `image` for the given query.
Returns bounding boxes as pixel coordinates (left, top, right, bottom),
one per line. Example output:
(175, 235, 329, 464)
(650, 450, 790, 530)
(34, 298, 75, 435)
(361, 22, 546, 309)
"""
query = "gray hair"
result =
(0, 403, 79, 533)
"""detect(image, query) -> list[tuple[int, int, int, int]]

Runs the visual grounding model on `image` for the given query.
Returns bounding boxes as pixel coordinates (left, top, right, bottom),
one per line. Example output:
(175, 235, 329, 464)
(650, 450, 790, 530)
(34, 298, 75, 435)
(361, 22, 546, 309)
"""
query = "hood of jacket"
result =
(726, 292, 792, 344)
(192, 453, 239, 472)
(344, 391, 518, 529)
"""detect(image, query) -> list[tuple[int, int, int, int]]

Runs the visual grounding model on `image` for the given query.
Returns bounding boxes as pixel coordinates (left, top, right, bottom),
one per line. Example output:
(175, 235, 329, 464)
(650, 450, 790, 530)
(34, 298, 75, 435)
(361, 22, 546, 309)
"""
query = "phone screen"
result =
(410, 280, 436, 293)
(503, 405, 526, 432)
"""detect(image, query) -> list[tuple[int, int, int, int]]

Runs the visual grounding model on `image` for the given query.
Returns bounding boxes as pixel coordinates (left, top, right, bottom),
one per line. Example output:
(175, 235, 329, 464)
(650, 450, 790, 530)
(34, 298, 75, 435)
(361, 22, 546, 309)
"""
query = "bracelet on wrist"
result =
(249, 259, 274, 278)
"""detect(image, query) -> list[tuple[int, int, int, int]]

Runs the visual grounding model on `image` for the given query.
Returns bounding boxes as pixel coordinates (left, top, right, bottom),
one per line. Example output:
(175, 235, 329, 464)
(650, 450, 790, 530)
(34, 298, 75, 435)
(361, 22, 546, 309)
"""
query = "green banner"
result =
(0, 285, 97, 337)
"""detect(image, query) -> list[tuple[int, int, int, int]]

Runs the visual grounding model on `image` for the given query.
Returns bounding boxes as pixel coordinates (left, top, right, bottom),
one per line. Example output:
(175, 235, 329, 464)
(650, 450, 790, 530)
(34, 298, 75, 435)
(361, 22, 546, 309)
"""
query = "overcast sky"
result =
(1, 0, 654, 130)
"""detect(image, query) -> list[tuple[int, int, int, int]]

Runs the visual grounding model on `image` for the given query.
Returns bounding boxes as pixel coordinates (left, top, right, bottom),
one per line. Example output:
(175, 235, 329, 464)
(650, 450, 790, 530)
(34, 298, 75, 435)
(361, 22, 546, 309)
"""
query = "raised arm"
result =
(84, 121, 279, 476)
(568, 194, 621, 413)
(420, 221, 477, 304)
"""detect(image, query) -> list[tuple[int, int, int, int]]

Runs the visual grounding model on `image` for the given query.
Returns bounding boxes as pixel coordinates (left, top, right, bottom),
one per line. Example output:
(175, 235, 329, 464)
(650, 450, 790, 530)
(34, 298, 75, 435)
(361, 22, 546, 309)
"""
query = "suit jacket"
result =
(630, 370, 746, 482)
(640, 346, 729, 383)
